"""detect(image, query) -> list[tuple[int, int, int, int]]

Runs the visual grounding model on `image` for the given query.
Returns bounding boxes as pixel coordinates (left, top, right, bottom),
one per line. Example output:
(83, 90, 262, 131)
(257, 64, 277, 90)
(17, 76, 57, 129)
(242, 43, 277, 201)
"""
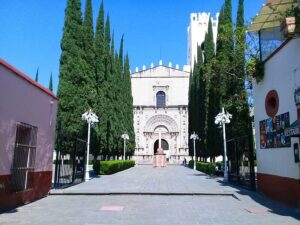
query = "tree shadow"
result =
(216, 179, 300, 220)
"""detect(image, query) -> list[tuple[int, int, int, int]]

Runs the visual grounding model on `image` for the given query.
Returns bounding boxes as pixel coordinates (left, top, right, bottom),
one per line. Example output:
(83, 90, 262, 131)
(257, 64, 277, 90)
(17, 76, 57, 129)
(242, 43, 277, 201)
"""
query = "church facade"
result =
(131, 62, 191, 164)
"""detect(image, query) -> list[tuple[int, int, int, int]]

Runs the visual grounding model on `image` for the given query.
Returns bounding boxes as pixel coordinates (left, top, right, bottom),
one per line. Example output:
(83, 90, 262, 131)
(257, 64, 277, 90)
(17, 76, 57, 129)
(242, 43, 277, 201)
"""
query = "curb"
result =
(49, 191, 236, 197)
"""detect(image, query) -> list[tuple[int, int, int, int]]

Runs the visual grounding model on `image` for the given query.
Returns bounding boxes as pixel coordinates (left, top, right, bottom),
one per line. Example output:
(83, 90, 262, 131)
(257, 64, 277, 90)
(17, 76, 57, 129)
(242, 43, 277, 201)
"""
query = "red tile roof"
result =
(0, 58, 57, 99)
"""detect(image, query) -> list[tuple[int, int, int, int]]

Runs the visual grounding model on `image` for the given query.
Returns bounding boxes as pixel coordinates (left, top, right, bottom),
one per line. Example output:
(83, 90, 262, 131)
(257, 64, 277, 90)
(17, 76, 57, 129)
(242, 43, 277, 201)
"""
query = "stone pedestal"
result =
(154, 148, 166, 167)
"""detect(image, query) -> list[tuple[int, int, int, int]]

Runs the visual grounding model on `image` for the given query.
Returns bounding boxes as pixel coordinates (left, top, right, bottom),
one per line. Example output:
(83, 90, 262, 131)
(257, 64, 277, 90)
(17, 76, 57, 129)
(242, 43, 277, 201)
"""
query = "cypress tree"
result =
(204, 18, 215, 63)
(188, 60, 196, 136)
(193, 46, 205, 159)
(35, 67, 39, 82)
(83, 0, 96, 108)
(119, 35, 124, 70)
(57, 0, 87, 137)
(103, 14, 114, 157)
(94, 0, 106, 157)
(123, 54, 135, 156)
(188, 69, 194, 155)
(83, 0, 99, 159)
(49, 72, 53, 91)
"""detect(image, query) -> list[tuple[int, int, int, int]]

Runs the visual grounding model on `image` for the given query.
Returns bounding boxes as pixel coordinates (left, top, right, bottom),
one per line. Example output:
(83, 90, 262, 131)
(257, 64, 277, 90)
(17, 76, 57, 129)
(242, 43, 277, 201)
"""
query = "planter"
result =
(280, 16, 300, 37)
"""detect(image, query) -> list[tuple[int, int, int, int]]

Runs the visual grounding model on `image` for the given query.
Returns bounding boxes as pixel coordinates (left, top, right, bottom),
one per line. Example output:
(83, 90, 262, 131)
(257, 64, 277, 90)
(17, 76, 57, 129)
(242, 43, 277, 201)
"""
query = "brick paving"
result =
(0, 165, 299, 225)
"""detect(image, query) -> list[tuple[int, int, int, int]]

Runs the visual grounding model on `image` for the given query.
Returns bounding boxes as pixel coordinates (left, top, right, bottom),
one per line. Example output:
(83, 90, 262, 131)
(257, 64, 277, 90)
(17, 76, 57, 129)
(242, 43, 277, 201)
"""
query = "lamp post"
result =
(214, 107, 232, 182)
(121, 133, 129, 160)
(190, 132, 199, 170)
(82, 109, 99, 181)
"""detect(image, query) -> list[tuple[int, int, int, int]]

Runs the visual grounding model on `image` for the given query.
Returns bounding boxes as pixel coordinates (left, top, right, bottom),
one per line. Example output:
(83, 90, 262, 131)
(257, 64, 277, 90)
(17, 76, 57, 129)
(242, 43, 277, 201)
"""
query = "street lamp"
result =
(121, 133, 129, 160)
(214, 107, 232, 182)
(190, 132, 199, 170)
(82, 109, 99, 181)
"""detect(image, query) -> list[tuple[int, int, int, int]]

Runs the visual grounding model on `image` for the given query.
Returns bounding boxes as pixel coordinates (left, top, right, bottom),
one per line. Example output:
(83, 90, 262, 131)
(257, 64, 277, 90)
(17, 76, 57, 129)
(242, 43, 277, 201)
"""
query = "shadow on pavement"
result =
(216, 179, 300, 220)
(186, 166, 299, 220)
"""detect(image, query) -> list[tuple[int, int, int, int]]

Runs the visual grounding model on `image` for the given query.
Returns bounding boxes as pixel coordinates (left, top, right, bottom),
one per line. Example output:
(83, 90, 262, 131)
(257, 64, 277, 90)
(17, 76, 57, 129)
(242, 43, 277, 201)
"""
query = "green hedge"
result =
(93, 160, 135, 175)
(188, 160, 216, 175)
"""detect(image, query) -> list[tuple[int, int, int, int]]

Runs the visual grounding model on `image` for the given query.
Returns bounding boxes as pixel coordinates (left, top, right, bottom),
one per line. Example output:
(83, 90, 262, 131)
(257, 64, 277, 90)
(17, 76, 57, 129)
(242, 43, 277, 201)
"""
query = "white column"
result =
(158, 129, 162, 148)
(123, 138, 126, 160)
(85, 122, 91, 181)
(193, 138, 196, 170)
(222, 111, 228, 182)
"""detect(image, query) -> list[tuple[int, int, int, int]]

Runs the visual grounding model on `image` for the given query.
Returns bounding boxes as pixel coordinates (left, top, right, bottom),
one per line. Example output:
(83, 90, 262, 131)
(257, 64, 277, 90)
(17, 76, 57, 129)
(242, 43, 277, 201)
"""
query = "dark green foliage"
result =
(57, 0, 88, 137)
(94, 1, 106, 156)
(93, 160, 135, 175)
(49, 72, 53, 91)
(83, 0, 97, 108)
(204, 18, 215, 63)
(57, 0, 135, 160)
(92, 4, 135, 158)
(188, 160, 216, 175)
(35, 67, 39, 82)
(123, 54, 136, 155)
(203, 17, 221, 161)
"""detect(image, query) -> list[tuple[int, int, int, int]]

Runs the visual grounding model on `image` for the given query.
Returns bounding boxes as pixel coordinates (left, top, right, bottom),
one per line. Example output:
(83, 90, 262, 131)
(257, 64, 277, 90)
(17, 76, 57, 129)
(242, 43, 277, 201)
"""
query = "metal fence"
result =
(227, 135, 256, 191)
(53, 134, 86, 188)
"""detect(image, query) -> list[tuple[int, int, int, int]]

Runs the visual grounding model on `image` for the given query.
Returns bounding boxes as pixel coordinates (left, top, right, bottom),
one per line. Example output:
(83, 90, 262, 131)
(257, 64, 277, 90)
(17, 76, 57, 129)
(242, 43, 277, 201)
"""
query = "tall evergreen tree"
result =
(103, 14, 114, 157)
(94, 1, 106, 157)
(194, 46, 206, 158)
(83, 0, 99, 159)
(123, 54, 135, 156)
(119, 35, 124, 70)
(83, 0, 96, 108)
(35, 67, 39, 82)
(204, 18, 215, 63)
(49, 72, 53, 91)
(57, 0, 87, 137)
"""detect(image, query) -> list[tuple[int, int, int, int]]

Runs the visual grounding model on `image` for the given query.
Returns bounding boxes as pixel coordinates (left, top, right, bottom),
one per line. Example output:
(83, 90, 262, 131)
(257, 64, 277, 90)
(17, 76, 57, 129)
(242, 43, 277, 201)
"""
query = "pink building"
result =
(0, 58, 57, 211)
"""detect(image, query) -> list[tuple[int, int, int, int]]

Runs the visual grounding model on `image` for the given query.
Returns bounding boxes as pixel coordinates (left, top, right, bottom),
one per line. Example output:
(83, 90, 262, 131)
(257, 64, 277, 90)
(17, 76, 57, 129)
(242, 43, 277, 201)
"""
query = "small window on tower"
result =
(156, 91, 166, 108)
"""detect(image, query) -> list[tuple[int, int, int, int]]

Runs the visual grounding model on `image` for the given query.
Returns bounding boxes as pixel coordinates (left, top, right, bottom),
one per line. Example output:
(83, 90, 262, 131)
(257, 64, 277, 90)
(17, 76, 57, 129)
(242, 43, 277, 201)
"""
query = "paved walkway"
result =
(50, 165, 235, 195)
(0, 165, 299, 225)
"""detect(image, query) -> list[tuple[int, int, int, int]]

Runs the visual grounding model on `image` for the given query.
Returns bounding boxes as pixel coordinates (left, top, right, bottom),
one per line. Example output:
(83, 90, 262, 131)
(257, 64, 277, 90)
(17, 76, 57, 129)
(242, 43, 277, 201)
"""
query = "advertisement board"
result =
(259, 112, 291, 149)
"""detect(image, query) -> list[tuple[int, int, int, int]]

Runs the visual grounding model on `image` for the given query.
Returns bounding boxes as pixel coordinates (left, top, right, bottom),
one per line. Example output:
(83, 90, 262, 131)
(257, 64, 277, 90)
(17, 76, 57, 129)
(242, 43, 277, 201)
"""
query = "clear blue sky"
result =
(0, 0, 265, 94)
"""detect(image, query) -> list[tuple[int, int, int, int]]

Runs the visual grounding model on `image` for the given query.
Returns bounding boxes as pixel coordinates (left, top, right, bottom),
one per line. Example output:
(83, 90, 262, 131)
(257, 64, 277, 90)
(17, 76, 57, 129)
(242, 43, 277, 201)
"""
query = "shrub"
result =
(196, 162, 216, 175)
(188, 160, 194, 168)
(93, 160, 135, 175)
(188, 160, 216, 175)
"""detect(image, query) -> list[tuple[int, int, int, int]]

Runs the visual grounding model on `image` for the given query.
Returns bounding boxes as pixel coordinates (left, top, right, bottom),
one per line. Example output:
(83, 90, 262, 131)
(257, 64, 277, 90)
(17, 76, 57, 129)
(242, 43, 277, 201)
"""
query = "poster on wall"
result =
(259, 112, 291, 149)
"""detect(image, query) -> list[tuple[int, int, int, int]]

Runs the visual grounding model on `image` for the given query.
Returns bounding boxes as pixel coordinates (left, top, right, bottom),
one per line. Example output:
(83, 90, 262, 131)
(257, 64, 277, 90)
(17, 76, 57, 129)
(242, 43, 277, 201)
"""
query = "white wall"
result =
(187, 12, 219, 69)
(131, 66, 189, 106)
(131, 65, 190, 163)
(253, 38, 300, 180)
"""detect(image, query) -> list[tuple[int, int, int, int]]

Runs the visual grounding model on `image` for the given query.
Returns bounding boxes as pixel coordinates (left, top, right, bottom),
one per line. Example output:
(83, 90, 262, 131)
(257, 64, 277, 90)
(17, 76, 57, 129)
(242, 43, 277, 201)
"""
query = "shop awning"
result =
(248, 0, 299, 32)
(285, 119, 300, 137)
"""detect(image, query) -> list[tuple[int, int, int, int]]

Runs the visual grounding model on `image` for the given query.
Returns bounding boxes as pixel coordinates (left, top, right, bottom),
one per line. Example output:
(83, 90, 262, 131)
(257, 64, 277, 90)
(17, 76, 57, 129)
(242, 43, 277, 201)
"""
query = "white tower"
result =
(187, 12, 219, 70)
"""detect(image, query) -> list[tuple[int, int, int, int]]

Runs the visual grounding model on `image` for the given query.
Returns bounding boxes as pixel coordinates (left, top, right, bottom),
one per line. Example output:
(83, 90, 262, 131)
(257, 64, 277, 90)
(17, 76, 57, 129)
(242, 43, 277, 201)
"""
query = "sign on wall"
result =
(259, 112, 291, 149)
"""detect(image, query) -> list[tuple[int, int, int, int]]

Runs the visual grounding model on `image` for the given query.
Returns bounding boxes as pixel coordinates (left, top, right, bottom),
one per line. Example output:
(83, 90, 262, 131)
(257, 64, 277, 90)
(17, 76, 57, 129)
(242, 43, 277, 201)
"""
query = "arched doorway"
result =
(154, 139, 169, 154)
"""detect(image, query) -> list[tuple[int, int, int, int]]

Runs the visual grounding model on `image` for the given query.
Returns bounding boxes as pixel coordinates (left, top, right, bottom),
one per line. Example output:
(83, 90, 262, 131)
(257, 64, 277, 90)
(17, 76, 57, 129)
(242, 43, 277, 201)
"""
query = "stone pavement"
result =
(0, 165, 299, 225)
(50, 165, 236, 195)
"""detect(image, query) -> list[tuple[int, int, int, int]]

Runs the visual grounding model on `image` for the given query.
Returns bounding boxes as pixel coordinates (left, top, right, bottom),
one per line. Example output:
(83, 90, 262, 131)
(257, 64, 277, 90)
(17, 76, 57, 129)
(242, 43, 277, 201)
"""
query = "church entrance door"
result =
(154, 139, 169, 154)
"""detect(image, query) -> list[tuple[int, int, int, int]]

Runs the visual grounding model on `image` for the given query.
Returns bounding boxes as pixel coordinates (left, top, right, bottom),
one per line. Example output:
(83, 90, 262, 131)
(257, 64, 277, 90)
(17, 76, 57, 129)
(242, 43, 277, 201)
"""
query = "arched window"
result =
(156, 91, 166, 108)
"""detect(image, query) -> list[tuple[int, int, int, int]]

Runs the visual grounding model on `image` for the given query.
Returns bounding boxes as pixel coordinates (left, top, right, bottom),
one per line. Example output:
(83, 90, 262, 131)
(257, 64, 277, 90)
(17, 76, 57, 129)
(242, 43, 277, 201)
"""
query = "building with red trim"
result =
(0, 58, 57, 211)
(249, 0, 300, 208)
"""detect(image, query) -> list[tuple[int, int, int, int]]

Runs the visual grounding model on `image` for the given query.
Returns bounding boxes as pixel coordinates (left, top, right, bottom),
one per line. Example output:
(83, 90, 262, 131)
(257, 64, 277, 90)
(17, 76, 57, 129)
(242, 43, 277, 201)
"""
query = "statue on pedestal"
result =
(154, 129, 167, 167)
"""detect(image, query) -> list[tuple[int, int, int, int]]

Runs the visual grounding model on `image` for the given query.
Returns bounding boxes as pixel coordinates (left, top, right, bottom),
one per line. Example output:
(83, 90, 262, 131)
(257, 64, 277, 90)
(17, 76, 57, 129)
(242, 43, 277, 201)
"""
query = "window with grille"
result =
(156, 91, 166, 108)
(11, 123, 37, 192)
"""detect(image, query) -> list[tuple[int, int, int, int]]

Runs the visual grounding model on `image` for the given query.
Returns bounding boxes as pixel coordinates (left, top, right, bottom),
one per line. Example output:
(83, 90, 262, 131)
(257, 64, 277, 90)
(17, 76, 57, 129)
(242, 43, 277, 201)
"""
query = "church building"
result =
(131, 61, 191, 164)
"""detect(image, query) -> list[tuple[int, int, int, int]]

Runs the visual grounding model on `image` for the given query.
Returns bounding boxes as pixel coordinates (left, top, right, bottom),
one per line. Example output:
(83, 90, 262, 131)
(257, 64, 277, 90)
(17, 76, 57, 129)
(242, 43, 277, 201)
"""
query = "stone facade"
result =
(131, 63, 191, 164)
(187, 12, 219, 69)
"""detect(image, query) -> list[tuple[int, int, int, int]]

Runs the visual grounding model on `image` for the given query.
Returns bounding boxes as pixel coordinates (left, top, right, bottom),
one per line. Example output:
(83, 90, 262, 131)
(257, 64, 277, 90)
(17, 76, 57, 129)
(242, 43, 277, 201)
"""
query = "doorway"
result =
(154, 139, 169, 154)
